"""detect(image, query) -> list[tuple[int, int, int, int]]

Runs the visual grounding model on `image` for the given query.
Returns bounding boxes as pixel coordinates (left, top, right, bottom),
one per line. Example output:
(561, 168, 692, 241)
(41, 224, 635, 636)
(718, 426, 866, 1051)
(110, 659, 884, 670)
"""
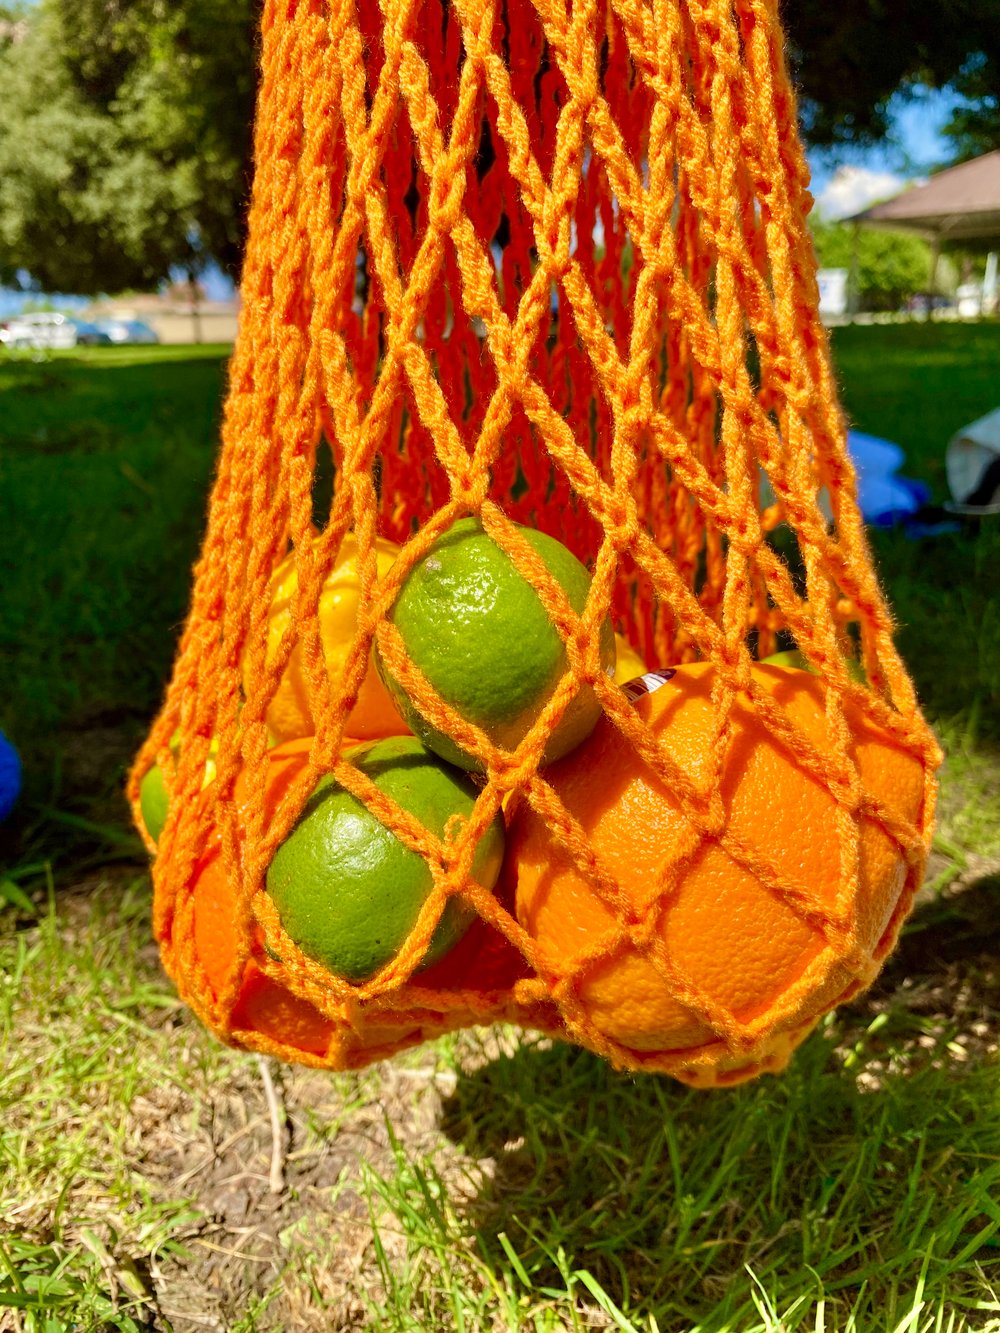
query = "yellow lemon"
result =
(613, 634, 647, 686)
(260, 534, 408, 743)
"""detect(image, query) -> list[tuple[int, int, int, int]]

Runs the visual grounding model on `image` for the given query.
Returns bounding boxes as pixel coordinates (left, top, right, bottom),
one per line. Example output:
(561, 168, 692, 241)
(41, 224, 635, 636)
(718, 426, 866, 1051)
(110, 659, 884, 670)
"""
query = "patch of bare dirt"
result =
(6, 860, 998, 1332)
(149, 1059, 466, 1331)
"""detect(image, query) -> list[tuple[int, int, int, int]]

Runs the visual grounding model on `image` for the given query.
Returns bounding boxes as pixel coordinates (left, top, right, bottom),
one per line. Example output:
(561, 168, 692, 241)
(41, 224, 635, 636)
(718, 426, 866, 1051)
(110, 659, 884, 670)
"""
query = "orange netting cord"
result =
(128, 0, 941, 1087)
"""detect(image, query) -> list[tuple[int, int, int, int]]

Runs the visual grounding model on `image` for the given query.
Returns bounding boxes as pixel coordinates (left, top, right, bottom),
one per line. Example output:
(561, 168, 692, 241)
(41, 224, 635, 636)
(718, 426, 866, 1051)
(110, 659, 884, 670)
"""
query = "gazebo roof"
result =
(855, 151, 1000, 242)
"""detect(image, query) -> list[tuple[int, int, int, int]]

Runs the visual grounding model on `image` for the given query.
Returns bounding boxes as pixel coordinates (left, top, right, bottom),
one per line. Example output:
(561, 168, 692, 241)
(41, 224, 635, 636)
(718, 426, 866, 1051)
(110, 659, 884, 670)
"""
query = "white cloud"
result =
(814, 166, 908, 222)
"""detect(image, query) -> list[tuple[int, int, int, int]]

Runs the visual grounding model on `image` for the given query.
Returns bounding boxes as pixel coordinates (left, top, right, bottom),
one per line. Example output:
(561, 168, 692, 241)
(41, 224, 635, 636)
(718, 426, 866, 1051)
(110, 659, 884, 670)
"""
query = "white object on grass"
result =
(946, 408, 1000, 514)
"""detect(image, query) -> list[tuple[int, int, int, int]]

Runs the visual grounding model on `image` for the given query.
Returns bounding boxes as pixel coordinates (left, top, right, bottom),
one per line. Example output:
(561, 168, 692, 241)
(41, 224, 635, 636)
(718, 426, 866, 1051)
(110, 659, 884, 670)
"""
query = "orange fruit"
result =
(185, 740, 332, 1054)
(258, 533, 408, 743)
(376, 517, 616, 771)
(190, 848, 336, 1056)
(416, 912, 530, 993)
(419, 849, 532, 994)
(510, 662, 927, 1077)
(233, 735, 316, 823)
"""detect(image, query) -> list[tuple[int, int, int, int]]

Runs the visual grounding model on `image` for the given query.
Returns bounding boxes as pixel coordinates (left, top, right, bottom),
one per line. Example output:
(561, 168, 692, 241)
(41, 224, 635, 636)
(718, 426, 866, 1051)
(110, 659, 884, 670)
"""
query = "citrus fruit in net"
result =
(233, 735, 315, 825)
(510, 662, 926, 1079)
(190, 848, 337, 1056)
(189, 846, 452, 1064)
(182, 739, 516, 1061)
(376, 517, 616, 771)
(265, 735, 505, 982)
(140, 764, 170, 845)
(257, 533, 408, 744)
(762, 647, 866, 683)
(613, 634, 647, 686)
(139, 734, 218, 845)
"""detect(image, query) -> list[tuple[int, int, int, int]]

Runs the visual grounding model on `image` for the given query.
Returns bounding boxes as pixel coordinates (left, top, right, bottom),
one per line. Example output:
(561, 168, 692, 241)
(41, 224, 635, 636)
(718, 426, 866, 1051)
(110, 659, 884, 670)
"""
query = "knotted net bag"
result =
(129, 0, 941, 1086)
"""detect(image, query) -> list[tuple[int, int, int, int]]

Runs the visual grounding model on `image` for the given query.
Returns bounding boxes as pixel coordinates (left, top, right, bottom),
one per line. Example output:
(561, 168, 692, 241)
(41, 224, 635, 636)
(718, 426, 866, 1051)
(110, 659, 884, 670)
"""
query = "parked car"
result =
(905, 292, 955, 317)
(0, 312, 112, 349)
(93, 318, 160, 345)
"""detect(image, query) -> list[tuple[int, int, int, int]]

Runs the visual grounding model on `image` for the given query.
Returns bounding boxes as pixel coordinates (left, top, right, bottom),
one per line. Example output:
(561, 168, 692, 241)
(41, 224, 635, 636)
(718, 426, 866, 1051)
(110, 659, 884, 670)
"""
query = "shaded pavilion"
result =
(852, 151, 1000, 307)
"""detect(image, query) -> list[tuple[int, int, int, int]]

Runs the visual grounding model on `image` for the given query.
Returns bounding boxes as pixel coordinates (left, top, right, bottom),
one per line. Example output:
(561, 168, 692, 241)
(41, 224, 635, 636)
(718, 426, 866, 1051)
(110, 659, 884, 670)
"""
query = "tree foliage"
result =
(0, 0, 996, 297)
(0, 0, 257, 295)
(944, 52, 1000, 160)
(782, 0, 1000, 155)
(810, 221, 933, 312)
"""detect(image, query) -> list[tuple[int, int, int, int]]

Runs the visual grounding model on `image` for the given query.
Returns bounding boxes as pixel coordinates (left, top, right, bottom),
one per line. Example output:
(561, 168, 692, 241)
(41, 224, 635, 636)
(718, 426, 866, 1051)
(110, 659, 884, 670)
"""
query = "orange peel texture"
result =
(510, 664, 930, 1085)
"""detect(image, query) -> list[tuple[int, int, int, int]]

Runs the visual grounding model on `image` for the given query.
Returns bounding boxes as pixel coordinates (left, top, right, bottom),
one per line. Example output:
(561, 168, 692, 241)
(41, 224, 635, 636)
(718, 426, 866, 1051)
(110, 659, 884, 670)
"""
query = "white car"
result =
(93, 318, 160, 345)
(0, 312, 112, 349)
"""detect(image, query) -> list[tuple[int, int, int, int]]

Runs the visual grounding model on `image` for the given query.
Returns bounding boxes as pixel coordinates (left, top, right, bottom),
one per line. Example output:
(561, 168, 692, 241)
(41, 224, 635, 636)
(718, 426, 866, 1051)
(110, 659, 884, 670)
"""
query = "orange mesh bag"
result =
(128, 0, 941, 1086)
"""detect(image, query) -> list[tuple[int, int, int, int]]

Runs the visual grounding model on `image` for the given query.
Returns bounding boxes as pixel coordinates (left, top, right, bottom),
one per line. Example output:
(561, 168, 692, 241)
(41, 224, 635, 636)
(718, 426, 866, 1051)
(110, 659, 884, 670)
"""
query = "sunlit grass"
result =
(1, 820, 997, 1330)
(1, 330, 998, 1329)
(8, 870, 987, 1333)
(0, 876, 205, 1330)
(0, 345, 229, 788)
(831, 321, 1000, 501)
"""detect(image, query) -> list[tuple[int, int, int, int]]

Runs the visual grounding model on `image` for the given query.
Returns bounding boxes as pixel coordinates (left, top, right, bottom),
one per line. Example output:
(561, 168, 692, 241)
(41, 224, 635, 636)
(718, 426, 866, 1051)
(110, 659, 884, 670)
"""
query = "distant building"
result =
(853, 150, 1000, 316)
(817, 268, 849, 320)
(85, 284, 239, 345)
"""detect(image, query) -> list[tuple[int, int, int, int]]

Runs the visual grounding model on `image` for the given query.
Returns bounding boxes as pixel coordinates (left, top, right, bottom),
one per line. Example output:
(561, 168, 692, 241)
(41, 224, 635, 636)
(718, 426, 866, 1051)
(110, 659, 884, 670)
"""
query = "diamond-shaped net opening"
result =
(129, 0, 940, 1085)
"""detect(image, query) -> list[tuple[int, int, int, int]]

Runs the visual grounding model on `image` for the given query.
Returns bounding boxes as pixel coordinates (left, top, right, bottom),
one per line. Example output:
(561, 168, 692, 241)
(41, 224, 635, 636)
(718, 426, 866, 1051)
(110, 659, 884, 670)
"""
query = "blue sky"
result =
(810, 86, 962, 186)
(808, 85, 963, 217)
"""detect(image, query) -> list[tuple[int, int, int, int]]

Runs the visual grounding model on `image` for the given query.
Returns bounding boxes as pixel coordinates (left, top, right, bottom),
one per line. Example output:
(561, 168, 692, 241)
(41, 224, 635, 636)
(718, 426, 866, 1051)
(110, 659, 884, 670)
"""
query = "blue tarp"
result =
(848, 430, 930, 528)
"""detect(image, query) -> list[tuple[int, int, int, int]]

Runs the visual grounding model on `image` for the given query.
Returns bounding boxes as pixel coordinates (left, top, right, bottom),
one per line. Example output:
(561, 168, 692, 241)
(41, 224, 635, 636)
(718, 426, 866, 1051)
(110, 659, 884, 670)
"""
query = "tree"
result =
(55, 0, 260, 277)
(1, 0, 996, 297)
(810, 221, 934, 312)
(0, 0, 257, 296)
(944, 53, 1000, 160)
(782, 0, 1000, 155)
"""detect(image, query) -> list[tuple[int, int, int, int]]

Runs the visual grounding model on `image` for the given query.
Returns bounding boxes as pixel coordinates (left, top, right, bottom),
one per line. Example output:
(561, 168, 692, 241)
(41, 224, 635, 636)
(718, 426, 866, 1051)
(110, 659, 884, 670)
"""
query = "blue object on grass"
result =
(847, 431, 932, 528)
(859, 474, 931, 528)
(0, 732, 21, 823)
(848, 431, 906, 477)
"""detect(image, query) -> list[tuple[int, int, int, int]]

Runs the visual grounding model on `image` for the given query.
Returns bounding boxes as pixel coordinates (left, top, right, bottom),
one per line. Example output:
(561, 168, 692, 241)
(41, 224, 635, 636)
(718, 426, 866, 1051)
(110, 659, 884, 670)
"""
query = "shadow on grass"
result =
(439, 877, 1000, 1329)
(1, 349, 230, 854)
(870, 521, 1000, 746)
(889, 870, 1000, 973)
(0, 345, 230, 447)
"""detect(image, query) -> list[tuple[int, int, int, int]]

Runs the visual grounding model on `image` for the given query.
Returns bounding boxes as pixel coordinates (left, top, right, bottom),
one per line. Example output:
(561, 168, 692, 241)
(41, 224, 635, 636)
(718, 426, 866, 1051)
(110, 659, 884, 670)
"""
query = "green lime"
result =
(264, 735, 505, 983)
(138, 734, 218, 846)
(762, 648, 866, 683)
(139, 763, 170, 844)
(376, 517, 616, 770)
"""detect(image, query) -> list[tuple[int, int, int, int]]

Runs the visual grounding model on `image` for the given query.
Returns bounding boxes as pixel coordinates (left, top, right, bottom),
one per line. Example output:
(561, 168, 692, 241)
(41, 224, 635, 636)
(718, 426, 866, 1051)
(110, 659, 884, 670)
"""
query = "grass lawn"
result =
(0, 346, 229, 879)
(1, 327, 998, 1331)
